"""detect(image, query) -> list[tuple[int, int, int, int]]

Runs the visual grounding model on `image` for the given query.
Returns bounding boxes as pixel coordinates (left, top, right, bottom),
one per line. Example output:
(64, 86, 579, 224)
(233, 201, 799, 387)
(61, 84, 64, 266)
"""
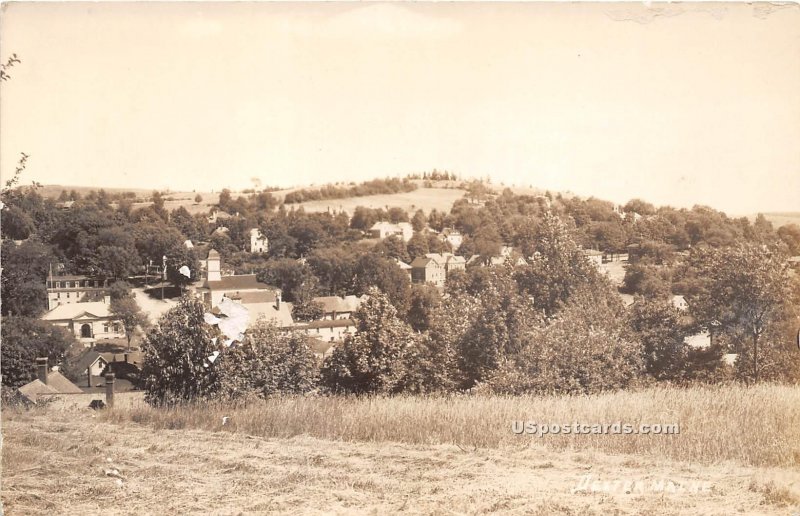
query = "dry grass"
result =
(282, 187, 466, 215)
(99, 384, 800, 468)
(4, 406, 800, 515)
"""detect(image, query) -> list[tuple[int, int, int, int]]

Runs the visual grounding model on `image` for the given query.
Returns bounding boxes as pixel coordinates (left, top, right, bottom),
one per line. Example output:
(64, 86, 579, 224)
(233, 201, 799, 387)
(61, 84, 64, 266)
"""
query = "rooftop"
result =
(42, 301, 112, 321)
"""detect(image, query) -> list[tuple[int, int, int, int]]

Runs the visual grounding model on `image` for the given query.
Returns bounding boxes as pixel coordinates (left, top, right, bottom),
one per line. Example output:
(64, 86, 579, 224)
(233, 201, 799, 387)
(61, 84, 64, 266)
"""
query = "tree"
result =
(194, 193, 203, 204)
(1, 317, 76, 388)
(629, 298, 689, 381)
(411, 209, 427, 232)
(407, 284, 442, 332)
(514, 213, 603, 317)
(1, 240, 56, 317)
(689, 244, 791, 383)
(353, 254, 412, 315)
(292, 299, 324, 322)
(256, 259, 319, 303)
(141, 296, 220, 405)
(485, 287, 643, 395)
(110, 296, 148, 351)
(321, 288, 417, 394)
(216, 320, 318, 398)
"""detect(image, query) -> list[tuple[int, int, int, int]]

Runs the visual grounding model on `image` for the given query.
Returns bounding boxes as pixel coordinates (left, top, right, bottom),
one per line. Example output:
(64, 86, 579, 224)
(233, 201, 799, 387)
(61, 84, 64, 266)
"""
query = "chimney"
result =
(36, 357, 48, 385)
(275, 290, 281, 310)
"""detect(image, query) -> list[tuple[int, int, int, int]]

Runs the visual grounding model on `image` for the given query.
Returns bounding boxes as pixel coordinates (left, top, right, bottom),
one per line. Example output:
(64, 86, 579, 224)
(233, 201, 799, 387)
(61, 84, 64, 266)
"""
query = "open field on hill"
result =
(280, 187, 467, 215)
(3, 397, 799, 515)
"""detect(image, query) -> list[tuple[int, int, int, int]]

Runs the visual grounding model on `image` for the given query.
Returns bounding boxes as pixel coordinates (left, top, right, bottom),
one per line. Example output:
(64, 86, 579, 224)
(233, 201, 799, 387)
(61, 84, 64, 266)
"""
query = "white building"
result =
(249, 228, 269, 253)
(42, 299, 125, 343)
(369, 221, 414, 242)
(46, 275, 111, 310)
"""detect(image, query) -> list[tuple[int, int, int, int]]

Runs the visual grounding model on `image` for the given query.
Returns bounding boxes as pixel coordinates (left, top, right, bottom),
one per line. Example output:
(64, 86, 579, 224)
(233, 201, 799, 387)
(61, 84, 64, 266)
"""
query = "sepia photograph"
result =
(1, 2, 799, 514)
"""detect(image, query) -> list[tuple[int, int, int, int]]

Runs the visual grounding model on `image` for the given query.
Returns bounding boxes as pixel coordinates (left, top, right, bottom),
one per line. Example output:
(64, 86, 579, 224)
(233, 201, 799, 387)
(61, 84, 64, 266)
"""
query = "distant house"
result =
(231, 290, 295, 329)
(249, 228, 269, 253)
(439, 228, 463, 250)
(42, 300, 124, 342)
(410, 253, 464, 287)
(207, 210, 232, 224)
(671, 295, 689, 311)
(312, 295, 367, 320)
(394, 259, 413, 278)
(684, 331, 712, 349)
(788, 256, 800, 269)
(46, 275, 111, 310)
(74, 350, 109, 378)
(369, 221, 414, 242)
(17, 358, 83, 404)
(183, 239, 194, 249)
(411, 256, 446, 287)
(307, 336, 336, 361)
(467, 247, 527, 268)
(297, 318, 356, 343)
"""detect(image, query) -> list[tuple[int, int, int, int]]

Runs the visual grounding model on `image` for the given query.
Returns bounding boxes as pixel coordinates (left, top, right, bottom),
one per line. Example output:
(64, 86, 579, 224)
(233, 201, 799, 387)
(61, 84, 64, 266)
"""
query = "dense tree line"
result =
(283, 178, 416, 204)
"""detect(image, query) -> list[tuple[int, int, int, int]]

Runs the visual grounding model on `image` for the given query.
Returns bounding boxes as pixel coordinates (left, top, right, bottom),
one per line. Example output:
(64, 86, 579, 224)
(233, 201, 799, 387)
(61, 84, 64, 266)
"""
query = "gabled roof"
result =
(411, 256, 440, 268)
(73, 350, 107, 373)
(42, 302, 112, 321)
(234, 290, 278, 304)
(313, 295, 365, 314)
(204, 274, 270, 291)
(18, 372, 83, 401)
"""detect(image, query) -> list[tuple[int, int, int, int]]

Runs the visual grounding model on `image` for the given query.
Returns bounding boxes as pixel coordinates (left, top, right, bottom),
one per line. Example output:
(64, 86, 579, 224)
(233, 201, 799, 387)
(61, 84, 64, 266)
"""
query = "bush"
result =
(216, 320, 318, 399)
(141, 296, 220, 405)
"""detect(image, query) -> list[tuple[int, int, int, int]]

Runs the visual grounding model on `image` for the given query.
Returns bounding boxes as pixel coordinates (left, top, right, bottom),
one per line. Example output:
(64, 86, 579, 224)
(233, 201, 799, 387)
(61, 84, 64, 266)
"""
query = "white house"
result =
(249, 228, 269, 253)
(369, 221, 414, 242)
(440, 228, 463, 250)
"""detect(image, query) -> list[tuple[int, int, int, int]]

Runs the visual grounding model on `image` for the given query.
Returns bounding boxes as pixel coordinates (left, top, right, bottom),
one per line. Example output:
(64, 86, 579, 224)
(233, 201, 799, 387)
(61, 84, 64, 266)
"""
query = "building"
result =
(439, 228, 463, 250)
(369, 221, 414, 242)
(249, 228, 269, 253)
(200, 249, 276, 307)
(410, 253, 465, 287)
(297, 318, 356, 343)
(46, 275, 111, 310)
(312, 295, 367, 320)
(42, 300, 125, 342)
(17, 358, 83, 403)
(671, 295, 689, 311)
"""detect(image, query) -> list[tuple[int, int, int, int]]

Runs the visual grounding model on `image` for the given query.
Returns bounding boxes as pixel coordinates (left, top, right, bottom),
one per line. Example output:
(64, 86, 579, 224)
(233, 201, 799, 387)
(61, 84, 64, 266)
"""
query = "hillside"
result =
(3, 407, 798, 515)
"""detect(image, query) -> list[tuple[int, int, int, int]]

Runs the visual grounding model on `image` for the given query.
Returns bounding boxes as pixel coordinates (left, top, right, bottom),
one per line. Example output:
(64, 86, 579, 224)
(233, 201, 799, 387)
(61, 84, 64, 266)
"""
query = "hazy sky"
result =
(1, 2, 798, 214)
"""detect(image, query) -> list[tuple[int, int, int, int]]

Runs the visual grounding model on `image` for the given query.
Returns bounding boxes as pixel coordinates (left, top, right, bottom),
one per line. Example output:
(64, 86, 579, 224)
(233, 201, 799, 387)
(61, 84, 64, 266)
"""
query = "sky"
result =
(1, 2, 798, 215)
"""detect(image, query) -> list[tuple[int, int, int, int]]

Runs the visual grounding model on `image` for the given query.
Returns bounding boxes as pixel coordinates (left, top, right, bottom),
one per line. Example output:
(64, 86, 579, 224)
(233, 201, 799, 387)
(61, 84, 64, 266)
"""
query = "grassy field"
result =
(3, 384, 800, 514)
(3, 384, 800, 515)
(279, 187, 466, 216)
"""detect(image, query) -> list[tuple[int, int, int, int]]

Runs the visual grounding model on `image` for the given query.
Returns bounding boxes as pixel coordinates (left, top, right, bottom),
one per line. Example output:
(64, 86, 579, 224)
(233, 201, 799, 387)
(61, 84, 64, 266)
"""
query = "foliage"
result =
(628, 298, 689, 381)
(141, 296, 220, 405)
(0, 317, 76, 388)
(110, 296, 149, 349)
(1, 240, 55, 317)
(321, 288, 417, 394)
(688, 244, 791, 382)
(216, 320, 318, 398)
(485, 287, 644, 395)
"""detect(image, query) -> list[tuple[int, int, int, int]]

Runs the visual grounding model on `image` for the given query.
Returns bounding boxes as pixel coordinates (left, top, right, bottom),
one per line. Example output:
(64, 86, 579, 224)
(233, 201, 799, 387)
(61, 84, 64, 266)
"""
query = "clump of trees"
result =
(283, 178, 416, 204)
